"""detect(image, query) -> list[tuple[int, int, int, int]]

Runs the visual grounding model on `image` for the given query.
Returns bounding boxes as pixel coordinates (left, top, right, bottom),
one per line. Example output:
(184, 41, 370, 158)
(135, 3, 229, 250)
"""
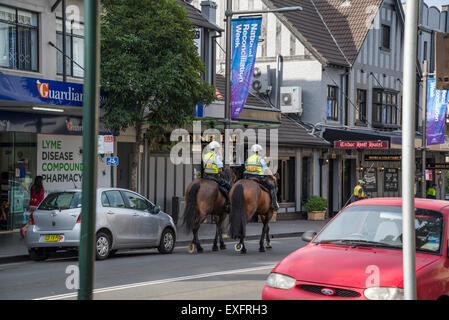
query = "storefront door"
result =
(0, 132, 37, 230)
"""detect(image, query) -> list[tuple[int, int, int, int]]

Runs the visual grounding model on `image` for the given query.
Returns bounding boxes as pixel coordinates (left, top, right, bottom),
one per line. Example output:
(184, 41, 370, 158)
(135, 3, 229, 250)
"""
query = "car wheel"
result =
(29, 248, 48, 261)
(158, 228, 175, 254)
(96, 231, 112, 260)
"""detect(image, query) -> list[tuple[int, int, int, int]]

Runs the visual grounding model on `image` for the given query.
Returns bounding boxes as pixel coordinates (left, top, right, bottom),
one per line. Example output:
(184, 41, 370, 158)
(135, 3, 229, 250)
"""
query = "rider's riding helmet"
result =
(251, 144, 263, 153)
(208, 141, 221, 151)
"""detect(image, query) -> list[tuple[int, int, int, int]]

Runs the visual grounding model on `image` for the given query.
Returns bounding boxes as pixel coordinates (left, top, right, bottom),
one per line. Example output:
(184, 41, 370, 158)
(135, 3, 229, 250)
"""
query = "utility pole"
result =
(402, 0, 419, 300)
(78, 0, 100, 300)
(421, 60, 428, 198)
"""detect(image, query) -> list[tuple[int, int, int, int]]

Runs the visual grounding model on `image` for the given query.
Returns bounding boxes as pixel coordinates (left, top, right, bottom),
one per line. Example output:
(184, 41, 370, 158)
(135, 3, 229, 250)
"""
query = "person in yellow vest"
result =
(244, 144, 279, 210)
(353, 180, 367, 202)
(426, 184, 437, 199)
(203, 141, 232, 211)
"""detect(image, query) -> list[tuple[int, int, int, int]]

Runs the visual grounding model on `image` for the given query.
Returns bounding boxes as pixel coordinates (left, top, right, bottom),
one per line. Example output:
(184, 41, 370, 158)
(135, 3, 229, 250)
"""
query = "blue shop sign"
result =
(0, 73, 106, 107)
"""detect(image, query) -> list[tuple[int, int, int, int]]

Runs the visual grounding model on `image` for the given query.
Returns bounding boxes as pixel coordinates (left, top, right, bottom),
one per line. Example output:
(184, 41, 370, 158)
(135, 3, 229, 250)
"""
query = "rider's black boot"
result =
(270, 190, 279, 210)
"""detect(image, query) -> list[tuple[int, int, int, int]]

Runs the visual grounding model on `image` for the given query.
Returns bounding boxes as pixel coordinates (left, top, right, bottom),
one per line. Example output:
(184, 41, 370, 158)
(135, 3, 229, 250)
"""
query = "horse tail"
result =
(183, 182, 201, 232)
(230, 183, 247, 239)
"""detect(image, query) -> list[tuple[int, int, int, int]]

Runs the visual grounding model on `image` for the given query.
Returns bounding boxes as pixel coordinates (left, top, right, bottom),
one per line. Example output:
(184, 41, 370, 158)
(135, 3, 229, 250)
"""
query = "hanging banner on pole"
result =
(427, 77, 449, 146)
(231, 17, 262, 119)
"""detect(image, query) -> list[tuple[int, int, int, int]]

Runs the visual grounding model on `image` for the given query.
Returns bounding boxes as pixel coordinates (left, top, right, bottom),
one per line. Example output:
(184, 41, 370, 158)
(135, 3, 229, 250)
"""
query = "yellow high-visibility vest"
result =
(427, 187, 436, 197)
(354, 184, 365, 198)
(244, 154, 264, 175)
(203, 152, 218, 174)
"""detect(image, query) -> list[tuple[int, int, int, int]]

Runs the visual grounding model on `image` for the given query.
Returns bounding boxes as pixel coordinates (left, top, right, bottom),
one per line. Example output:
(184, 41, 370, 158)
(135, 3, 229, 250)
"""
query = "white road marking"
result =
(34, 264, 276, 300)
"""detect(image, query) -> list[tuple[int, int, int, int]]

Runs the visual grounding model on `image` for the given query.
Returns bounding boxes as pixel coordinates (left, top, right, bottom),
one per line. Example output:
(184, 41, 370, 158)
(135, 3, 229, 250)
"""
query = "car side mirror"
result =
(301, 231, 317, 242)
(153, 205, 160, 214)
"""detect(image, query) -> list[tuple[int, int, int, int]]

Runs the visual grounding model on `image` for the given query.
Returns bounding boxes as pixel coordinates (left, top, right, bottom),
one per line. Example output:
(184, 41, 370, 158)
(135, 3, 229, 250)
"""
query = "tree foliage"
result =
(100, 0, 216, 190)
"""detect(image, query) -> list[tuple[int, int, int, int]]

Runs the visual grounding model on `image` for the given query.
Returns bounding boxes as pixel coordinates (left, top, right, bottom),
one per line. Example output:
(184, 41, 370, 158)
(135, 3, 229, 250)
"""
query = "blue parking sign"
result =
(106, 157, 119, 166)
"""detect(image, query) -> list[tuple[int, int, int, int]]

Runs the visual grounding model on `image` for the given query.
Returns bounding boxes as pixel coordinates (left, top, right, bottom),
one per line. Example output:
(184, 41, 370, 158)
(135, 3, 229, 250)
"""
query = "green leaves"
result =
(100, 0, 215, 137)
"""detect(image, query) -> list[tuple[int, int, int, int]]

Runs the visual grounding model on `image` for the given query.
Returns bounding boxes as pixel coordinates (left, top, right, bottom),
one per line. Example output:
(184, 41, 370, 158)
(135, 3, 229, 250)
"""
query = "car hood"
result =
(272, 244, 439, 288)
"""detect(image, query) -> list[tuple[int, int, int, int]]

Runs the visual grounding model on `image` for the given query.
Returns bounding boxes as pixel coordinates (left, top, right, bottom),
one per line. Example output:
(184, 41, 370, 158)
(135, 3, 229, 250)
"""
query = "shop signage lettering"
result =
(364, 155, 401, 161)
(334, 141, 389, 149)
(426, 163, 449, 170)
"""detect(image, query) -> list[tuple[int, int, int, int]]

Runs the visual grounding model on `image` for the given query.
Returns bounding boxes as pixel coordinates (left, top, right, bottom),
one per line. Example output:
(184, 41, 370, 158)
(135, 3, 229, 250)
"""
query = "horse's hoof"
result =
(188, 243, 195, 254)
(212, 245, 219, 252)
(197, 247, 204, 254)
(234, 243, 242, 252)
(266, 243, 272, 249)
(259, 247, 265, 252)
(241, 248, 247, 254)
(220, 244, 226, 250)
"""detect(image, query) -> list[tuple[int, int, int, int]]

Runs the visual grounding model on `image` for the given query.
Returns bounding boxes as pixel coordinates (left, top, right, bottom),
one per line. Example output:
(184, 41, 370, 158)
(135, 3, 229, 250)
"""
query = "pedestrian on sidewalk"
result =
(20, 176, 44, 239)
(0, 201, 8, 230)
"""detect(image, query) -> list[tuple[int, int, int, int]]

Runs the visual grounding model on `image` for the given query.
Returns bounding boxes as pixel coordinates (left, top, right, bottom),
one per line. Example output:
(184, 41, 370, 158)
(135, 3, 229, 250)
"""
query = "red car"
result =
(262, 198, 449, 300)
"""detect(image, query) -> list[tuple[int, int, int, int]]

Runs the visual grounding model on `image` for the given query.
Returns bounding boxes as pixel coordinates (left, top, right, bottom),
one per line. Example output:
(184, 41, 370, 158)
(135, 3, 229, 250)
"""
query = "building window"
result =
(56, 18, 84, 77)
(327, 85, 338, 120)
(372, 89, 398, 127)
(355, 89, 367, 124)
(0, 5, 38, 72)
(423, 40, 428, 62)
(381, 24, 391, 50)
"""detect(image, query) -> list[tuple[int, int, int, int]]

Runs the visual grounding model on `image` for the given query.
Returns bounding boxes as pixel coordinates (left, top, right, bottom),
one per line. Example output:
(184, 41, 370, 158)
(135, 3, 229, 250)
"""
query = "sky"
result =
(402, 0, 449, 7)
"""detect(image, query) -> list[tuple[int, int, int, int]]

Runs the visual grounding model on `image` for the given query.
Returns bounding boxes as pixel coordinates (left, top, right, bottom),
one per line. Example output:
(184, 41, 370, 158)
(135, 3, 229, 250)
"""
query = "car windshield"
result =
(39, 192, 82, 210)
(313, 205, 444, 254)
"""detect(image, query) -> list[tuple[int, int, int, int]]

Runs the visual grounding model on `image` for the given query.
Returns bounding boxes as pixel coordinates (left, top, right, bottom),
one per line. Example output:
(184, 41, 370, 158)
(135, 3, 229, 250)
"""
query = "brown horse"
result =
(183, 167, 235, 253)
(229, 175, 278, 254)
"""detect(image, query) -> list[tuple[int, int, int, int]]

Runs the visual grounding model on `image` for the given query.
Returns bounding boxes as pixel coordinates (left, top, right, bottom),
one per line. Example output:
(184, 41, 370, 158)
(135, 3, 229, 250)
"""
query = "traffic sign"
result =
(106, 157, 119, 166)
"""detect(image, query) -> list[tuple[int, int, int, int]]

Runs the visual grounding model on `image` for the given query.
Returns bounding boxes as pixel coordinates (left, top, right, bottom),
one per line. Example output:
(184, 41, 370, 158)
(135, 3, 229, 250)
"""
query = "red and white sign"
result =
(425, 170, 433, 181)
(334, 141, 389, 149)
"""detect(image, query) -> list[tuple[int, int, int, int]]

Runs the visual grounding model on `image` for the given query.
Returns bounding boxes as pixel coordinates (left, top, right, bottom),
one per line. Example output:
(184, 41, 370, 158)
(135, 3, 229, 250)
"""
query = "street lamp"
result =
(223, 0, 302, 164)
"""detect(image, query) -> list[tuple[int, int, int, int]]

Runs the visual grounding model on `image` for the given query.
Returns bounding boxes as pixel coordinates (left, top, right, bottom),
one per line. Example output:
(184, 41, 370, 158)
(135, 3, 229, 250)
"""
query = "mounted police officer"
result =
(203, 141, 232, 211)
(353, 180, 367, 202)
(243, 144, 279, 210)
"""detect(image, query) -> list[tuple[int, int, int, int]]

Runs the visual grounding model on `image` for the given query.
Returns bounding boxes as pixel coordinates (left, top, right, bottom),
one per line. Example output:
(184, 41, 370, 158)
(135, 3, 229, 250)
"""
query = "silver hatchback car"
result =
(26, 188, 176, 260)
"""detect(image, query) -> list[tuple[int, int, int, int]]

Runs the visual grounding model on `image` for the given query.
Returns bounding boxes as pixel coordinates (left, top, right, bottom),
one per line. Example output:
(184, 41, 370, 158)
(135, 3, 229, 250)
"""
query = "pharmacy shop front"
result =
(0, 74, 111, 230)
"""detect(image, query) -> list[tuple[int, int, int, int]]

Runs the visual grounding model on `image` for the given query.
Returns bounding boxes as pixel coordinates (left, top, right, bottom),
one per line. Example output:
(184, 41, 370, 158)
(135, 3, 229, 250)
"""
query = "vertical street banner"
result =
(231, 17, 262, 119)
(427, 78, 449, 145)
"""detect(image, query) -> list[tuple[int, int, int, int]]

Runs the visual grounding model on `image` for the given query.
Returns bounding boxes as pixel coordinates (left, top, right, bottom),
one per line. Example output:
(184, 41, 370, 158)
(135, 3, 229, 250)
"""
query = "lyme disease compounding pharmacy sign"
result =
(231, 17, 262, 119)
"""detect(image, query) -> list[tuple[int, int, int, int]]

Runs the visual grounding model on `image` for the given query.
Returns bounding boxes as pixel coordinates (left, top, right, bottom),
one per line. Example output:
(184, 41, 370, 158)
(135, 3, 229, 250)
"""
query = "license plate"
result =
(44, 234, 62, 242)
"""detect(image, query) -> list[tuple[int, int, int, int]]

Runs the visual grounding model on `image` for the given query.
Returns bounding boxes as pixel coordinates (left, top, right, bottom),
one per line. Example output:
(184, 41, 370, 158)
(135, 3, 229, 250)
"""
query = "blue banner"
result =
(231, 17, 262, 119)
(427, 78, 448, 146)
(0, 73, 106, 107)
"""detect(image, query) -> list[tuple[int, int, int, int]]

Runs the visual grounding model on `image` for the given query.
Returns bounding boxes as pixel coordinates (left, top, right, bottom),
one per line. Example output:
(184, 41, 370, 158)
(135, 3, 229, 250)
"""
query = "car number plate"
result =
(44, 234, 62, 242)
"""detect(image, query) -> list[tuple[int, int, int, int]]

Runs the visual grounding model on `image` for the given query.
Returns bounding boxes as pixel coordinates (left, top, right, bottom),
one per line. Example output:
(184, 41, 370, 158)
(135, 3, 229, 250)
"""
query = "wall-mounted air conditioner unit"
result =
(280, 86, 302, 116)
(251, 66, 270, 94)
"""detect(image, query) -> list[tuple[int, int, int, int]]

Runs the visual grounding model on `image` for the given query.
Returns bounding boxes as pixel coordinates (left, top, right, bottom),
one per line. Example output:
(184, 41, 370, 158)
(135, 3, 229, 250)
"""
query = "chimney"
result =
(200, 1, 217, 24)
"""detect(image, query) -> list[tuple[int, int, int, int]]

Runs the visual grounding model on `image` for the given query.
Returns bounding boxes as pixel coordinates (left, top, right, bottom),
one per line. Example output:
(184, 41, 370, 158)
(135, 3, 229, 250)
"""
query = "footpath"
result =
(0, 218, 330, 263)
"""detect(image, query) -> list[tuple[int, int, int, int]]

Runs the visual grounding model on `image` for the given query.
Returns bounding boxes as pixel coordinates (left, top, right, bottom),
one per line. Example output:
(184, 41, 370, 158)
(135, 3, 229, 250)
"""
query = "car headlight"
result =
(266, 273, 296, 290)
(364, 287, 404, 300)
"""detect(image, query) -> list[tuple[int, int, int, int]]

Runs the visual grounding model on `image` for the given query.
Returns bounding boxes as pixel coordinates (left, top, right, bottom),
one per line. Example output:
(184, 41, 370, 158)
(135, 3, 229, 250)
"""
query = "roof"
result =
(214, 74, 273, 108)
(347, 197, 449, 213)
(176, 0, 223, 32)
(278, 114, 331, 147)
(263, 0, 399, 67)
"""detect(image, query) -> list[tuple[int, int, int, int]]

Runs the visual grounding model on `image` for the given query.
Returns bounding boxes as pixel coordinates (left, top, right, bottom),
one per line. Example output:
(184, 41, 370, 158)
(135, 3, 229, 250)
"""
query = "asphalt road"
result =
(0, 237, 308, 300)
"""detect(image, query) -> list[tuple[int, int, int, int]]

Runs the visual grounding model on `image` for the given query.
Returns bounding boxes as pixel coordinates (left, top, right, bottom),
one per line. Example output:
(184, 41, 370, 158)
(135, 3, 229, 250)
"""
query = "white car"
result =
(26, 188, 176, 260)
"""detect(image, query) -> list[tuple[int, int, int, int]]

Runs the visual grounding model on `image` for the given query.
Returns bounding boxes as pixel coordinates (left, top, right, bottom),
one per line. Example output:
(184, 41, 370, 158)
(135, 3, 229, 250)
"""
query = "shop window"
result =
(355, 89, 367, 125)
(327, 85, 338, 120)
(56, 18, 84, 77)
(0, 5, 38, 72)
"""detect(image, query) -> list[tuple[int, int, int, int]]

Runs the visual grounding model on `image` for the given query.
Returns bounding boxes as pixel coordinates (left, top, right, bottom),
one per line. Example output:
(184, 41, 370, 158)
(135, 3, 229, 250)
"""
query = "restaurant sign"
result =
(334, 141, 389, 149)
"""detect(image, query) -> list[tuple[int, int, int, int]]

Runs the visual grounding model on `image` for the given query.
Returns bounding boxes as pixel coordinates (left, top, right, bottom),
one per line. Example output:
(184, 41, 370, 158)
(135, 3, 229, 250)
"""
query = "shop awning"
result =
(278, 115, 330, 148)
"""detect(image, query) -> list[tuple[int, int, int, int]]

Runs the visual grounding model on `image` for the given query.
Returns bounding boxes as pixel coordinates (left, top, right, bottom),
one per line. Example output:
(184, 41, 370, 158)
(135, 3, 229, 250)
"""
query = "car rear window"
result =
(39, 192, 81, 210)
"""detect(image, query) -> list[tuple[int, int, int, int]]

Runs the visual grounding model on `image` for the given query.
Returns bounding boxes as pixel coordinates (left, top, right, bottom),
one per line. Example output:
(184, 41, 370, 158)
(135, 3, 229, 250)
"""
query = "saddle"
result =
(247, 177, 270, 193)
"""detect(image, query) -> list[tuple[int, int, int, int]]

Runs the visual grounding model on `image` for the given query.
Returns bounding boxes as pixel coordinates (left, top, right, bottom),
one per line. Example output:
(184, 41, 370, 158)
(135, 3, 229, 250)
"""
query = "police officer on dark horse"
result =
(183, 141, 233, 253)
(229, 144, 279, 254)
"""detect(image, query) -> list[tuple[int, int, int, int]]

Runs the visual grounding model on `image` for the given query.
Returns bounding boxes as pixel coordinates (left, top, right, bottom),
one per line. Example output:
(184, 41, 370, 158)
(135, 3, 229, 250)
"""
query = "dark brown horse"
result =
(183, 167, 235, 253)
(229, 175, 278, 254)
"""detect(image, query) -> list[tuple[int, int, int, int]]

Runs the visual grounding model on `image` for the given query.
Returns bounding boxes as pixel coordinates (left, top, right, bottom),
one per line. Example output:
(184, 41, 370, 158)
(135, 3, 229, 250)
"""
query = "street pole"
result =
(78, 0, 100, 300)
(402, 0, 419, 300)
(421, 60, 428, 198)
(224, 0, 232, 166)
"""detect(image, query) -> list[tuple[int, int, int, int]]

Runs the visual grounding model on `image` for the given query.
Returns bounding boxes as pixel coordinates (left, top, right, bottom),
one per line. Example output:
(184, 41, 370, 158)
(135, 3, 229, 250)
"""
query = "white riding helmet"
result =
(208, 141, 221, 151)
(251, 144, 263, 153)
